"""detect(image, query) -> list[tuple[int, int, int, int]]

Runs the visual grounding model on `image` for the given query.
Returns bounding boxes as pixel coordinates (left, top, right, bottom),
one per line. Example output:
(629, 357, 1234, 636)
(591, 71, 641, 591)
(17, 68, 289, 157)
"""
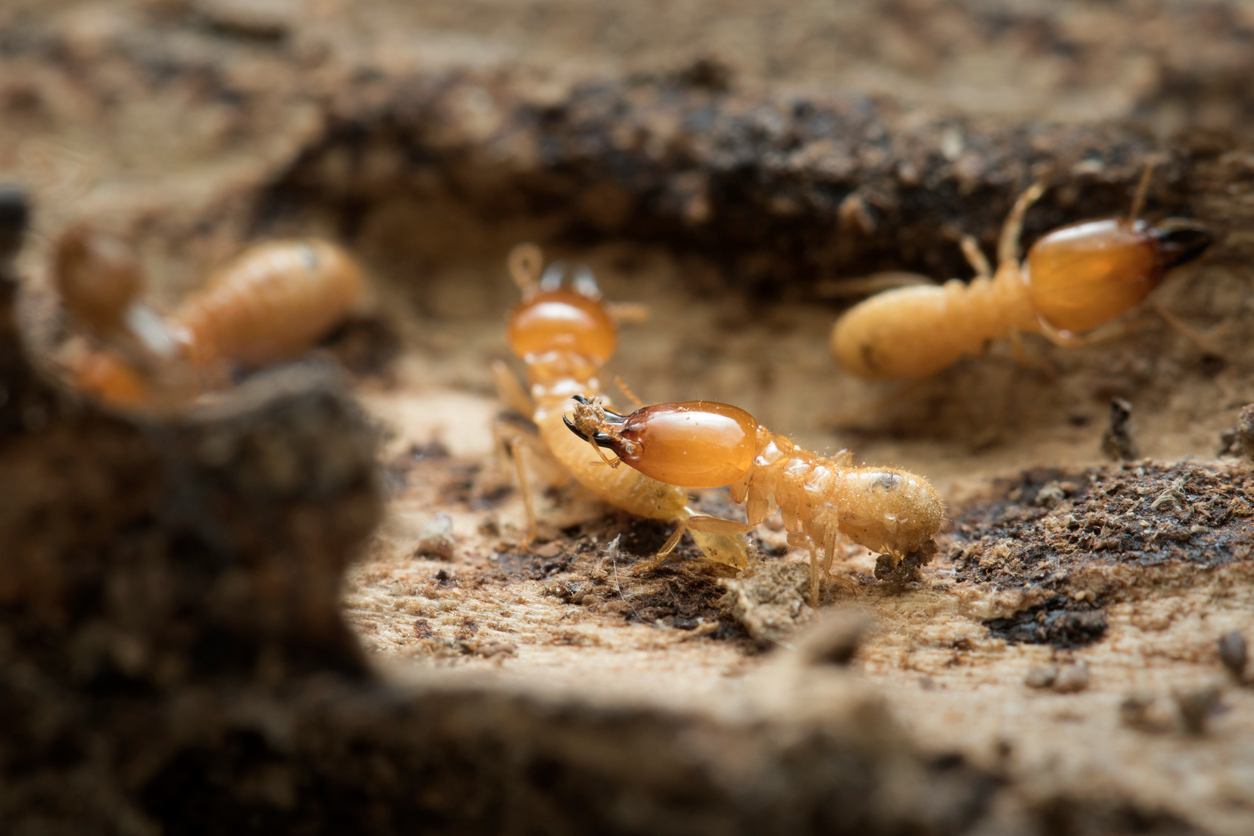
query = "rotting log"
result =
(257, 71, 1254, 288)
(0, 189, 1216, 835)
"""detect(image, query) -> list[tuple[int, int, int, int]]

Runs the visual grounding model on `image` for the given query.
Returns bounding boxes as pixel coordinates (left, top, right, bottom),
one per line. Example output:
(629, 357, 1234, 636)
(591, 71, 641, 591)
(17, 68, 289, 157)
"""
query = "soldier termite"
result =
(565, 397, 945, 605)
(491, 244, 750, 570)
(830, 174, 1213, 379)
(53, 230, 367, 407)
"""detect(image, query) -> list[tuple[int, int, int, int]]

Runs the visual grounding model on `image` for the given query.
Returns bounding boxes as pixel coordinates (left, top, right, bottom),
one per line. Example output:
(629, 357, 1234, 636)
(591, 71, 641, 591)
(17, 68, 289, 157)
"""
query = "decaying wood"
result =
(2, 3, 1252, 835)
(6, 192, 1226, 835)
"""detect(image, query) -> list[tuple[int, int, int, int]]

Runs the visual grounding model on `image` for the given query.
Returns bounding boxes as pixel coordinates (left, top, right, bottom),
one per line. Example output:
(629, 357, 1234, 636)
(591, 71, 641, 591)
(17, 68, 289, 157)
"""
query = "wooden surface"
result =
(1, 2, 1252, 833)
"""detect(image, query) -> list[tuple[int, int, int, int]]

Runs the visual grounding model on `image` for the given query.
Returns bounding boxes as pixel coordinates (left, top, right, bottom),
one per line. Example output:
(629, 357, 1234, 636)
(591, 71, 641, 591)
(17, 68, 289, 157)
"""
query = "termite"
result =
(565, 397, 945, 606)
(830, 173, 1213, 379)
(170, 238, 367, 372)
(492, 244, 750, 569)
(53, 228, 367, 406)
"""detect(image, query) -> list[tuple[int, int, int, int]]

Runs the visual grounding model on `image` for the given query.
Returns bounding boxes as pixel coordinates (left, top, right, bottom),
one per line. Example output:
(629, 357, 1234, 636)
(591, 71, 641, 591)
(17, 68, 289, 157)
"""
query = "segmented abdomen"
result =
(174, 240, 364, 370)
(831, 269, 1036, 379)
(742, 433, 944, 556)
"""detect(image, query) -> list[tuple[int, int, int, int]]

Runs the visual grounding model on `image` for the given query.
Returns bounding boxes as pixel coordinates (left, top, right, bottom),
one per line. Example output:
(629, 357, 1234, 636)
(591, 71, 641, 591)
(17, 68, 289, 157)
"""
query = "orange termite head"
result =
(1025, 216, 1212, 335)
(506, 289, 617, 365)
(52, 224, 144, 338)
(505, 245, 617, 368)
(565, 396, 759, 489)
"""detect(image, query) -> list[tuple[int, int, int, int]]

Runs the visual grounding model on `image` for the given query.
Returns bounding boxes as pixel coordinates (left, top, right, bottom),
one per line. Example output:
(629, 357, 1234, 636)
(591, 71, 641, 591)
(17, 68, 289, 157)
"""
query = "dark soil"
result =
(948, 460, 1253, 646)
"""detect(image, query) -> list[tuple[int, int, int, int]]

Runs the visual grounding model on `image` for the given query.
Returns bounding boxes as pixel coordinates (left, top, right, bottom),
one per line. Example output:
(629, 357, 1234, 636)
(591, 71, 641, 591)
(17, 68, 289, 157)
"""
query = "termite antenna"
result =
(587, 437, 622, 468)
(959, 235, 992, 279)
(998, 181, 1047, 265)
(614, 376, 645, 410)
(1126, 162, 1158, 227)
(508, 243, 544, 295)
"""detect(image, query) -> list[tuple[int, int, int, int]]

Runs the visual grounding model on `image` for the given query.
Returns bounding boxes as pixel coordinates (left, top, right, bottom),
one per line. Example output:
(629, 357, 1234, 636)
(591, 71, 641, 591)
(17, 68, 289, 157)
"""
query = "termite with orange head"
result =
(491, 244, 750, 570)
(830, 173, 1213, 379)
(53, 229, 368, 408)
(565, 397, 945, 606)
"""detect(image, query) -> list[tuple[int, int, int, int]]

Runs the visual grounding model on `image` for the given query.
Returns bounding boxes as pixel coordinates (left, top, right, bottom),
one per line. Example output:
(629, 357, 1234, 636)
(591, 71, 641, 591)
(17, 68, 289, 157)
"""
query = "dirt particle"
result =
(1034, 482, 1068, 508)
(669, 56, 734, 92)
(1218, 631, 1247, 680)
(1120, 691, 1174, 733)
(1217, 404, 1254, 460)
(1197, 352, 1227, 377)
(1173, 685, 1223, 736)
(1025, 662, 1089, 692)
(543, 580, 589, 605)
(874, 542, 936, 588)
(193, 0, 294, 41)
(463, 640, 518, 660)
(721, 562, 810, 647)
(793, 609, 871, 667)
(1024, 664, 1057, 689)
(952, 461, 1252, 648)
(1100, 398, 1138, 461)
(985, 601, 1108, 648)
(492, 548, 574, 581)
(413, 512, 456, 560)
(1053, 663, 1090, 693)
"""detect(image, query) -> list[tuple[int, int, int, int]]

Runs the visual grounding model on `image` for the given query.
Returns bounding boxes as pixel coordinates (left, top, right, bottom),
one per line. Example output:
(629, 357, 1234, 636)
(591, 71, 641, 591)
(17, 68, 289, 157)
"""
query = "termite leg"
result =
(634, 514, 753, 575)
(821, 531, 839, 579)
(657, 524, 687, 557)
(629, 523, 689, 575)
(1146, 299, 1218, 354)
(1006, 331, 1057, 377)
(998, 182, 1046, 266)
(1036, 317, 1088, 349)
(806, 540, 821, 608)
(685, 514, 754, 536)
(585, 437, 622, 468)
(514, 444, 538, 545)
(1126, 161, 1159, 226)
(491, 359, 534, 416)
(492, 420, 549, 545)
(684, 508, 752, 570)
(614, 375, 645, 410)
(605, 301, 651, 325)
(960, 235, 993, 280)
(817, 272, 934, 299)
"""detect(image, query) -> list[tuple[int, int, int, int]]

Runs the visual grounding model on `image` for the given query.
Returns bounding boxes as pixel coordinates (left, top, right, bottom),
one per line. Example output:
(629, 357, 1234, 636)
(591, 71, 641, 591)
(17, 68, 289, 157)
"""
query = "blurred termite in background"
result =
(54, 229, 368, 408)
(831, 171, 1213, 379)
